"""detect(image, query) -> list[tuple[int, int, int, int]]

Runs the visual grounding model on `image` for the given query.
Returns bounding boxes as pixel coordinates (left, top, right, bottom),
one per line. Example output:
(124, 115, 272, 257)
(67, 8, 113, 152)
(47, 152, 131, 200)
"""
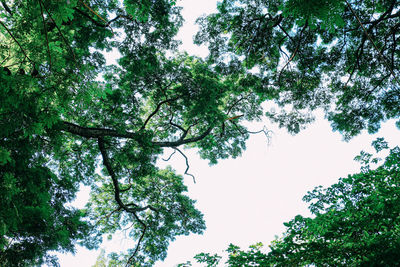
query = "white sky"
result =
(56, 0, 400, 266)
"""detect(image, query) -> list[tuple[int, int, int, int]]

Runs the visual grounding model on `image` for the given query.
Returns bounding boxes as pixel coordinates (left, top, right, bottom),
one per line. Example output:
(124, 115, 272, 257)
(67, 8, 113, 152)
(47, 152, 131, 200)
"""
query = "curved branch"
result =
(79, 0, 107, 24)
(169, 118, 186, 133)
(226, 94, 248, 115)
(247, 126, 272, 144)
(73, 7, 107, 27)
(278, 22, 308, 85)
(162, 149, 177, 161)
(98, 137, 159, 211)
(98, 137, 134, 213)
(230, 121, 271, 143)
(141, 96, 180, 130)
(173, 147, 196, 183)
(126, 216, 147, 267)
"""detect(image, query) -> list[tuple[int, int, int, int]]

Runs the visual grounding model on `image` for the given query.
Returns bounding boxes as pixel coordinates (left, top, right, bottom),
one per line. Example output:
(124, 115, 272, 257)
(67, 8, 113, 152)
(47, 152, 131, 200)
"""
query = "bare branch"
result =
(247, 126, 272, 144)
(173, 147, 196, 183)
(162, 149, 177, 161)
(126, 217, 147, 267)
(278, 22, 308, 85)
(38, 0, 52, 70)
(230, 121, 271, 143)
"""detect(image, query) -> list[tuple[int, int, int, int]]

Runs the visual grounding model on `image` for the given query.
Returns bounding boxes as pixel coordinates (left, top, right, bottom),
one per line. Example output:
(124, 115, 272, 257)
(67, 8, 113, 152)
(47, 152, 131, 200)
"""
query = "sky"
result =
(56, 0, 400, 266)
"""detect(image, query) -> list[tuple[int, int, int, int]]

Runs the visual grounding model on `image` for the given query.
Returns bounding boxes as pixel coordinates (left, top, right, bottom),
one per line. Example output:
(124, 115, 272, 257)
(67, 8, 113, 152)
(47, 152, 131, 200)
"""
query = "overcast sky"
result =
(56, 1, 400, 266)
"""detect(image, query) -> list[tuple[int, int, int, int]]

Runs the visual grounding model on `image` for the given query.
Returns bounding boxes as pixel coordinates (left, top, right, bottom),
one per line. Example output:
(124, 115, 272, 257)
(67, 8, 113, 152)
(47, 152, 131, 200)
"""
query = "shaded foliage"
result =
(196, 0, 400, 138)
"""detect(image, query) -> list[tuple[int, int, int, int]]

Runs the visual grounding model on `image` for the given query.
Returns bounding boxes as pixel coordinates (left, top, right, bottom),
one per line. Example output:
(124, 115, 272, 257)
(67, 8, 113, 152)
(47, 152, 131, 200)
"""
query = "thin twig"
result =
(227, 114, 243, 121)
(79, 0, 107, 23)
(278, 22, 308, 85)
(162, 149, 177, 161)
(41, 2, 77, 63)
(78, 0, 114, 34)
(174, 147, 196, 183)
(125, 214, 147, 267)
(38, 0, 51, 70)
(247, 126, 272, 144)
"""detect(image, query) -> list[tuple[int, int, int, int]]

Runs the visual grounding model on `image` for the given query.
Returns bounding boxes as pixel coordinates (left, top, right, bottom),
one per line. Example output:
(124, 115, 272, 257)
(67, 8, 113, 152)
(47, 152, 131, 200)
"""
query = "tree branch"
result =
(162, 149, 177, 161)
(0, 20, 32, 63)
(153, 126, 213, 147)
(98, 137, 134, 213)
(79, 0, 107, 24)
(173, 147, 196, 183)
(98, 137, 159, 212)
(141, 96, 180, 130)
(1, 1, 12, 16)
(126, 217, 147, 267)
(41, 3, 77, 63)
(278, 22, 308, 85)
(38, 0, 52, 70)
(73, 7, 107, 27)
(61, 121, 140, 139)
(62, 121, 214, 148)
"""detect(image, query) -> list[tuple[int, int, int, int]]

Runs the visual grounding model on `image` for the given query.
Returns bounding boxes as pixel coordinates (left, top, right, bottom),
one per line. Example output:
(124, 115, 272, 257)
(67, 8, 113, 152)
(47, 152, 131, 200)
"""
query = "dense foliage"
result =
(186, 139, 400, 266)
(1, 0, 399, 266)
(196, 0, 400, 138)
(0, 0, 266, 265)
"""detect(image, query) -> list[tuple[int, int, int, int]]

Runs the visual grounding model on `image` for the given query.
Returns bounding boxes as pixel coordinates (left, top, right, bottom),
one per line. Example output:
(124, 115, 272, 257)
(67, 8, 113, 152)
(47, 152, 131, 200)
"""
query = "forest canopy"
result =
(0, 0, 399, 266)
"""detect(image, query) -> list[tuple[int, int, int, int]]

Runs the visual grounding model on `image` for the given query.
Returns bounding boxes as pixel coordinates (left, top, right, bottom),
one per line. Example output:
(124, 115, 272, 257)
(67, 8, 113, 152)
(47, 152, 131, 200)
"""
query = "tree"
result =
(186, 139, 400, 266)
(1, 0, 398, 266)
(195, 0, 400, 138)
(0, 0, 268, 265)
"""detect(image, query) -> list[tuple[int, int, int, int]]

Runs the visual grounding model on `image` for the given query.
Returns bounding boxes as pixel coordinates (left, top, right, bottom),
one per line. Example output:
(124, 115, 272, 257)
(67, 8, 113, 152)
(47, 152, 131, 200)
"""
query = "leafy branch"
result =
(0, 20, 32, 63)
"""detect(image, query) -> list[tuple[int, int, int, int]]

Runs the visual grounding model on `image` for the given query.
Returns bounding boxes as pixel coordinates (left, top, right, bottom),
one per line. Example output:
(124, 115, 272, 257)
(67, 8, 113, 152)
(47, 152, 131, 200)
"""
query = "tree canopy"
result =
(0, 0, 265, 265)
(0, 0, 399, 266)
(185, 139, 400, 266)
(196, 0, 400, 138)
